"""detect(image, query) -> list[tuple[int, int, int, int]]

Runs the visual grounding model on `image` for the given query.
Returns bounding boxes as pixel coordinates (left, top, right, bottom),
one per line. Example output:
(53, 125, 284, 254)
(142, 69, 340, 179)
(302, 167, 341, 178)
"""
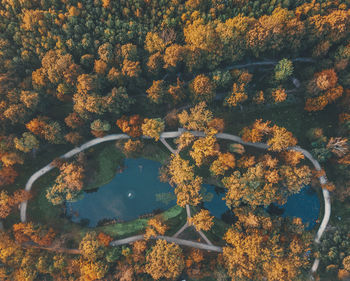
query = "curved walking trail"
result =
(19, 128, 330, 275)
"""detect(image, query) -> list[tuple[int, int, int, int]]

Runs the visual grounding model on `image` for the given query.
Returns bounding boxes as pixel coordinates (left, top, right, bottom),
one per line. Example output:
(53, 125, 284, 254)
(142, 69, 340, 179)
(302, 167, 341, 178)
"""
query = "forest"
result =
(0, 0, 350, 280)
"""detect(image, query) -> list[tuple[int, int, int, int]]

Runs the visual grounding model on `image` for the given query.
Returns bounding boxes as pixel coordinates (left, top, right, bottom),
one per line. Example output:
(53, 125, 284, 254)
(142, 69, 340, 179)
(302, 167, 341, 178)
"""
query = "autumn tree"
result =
(190, 129, 219, 166)
(178, 102, 213, 131)
(272, 88, 287, 103)
(305, 69, 343, 111)
(223, 214, 311, 281)
(0, 190, 31, 219)
(145, 32, 166, 53)
(65, 132, 83, 145)
(242, 119, 297, 151)
(14, 133, 39, 153)
(90, 119, 111, 137)
(80, 260, 109, 281)
(0, 167, 18, 187)
(65, 112, 84, 129)
(147, 52, 163, 75)
(79, 232, 105, 262)
(164, 44, 185, 69)
(26, 117, 64, 144)
(98, 42, 114, 63)
(1, 153, 24, 167)
(46, 161, 85, 205)
(168, 154, 203, 207)
(268, 125, 297, 151)
(224, 83, 248, 107)
(145, 240, 185, 280)
(168, 78, 186, 104)
(123, 139, 143, 156)
(146, 80, 167, 104)
(184, 19, 223, 68)
(0, 190, 12, 218)
(122, 59, 141, 78)
(208, 118, 225, 132)
(141, 118, 165, 141)
(190, 74, 215, 103)
(188, 209, 214, 231)
(253, 91, 265, 104)
(175, 132, 195, 151)
(223, 153, 311, 208)
(13, 222, 55, 246)
(116, 115, 143, 138)
(97, 232, 113, 247)
(144, 218, 168, 240)
(210, 152, 235, 176)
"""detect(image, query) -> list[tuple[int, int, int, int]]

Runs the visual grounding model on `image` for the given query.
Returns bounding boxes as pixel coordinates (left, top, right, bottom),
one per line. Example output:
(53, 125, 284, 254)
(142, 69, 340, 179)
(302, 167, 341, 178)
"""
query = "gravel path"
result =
(110, 234, 222, 252)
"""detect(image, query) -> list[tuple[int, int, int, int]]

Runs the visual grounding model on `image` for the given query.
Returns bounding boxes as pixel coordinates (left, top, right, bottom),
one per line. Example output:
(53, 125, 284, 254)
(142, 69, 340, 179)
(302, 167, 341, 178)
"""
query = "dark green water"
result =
(66, 158, 320, 228)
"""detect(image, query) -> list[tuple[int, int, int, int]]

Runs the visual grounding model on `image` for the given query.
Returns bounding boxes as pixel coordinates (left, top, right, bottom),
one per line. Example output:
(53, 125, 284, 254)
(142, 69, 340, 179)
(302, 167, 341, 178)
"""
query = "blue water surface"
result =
(66, 158, 320, 229)
(274, 185, 320, 229)
(66, 158, 175, 227)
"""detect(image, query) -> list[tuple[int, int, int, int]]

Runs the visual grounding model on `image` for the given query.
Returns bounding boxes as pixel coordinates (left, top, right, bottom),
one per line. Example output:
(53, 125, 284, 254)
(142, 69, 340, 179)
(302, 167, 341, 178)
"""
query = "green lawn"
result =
(84, 142, 125, 190)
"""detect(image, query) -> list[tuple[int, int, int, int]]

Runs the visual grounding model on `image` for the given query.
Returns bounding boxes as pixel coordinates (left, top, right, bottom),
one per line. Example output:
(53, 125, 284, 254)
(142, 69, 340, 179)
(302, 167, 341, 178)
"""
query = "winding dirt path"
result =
(19, 129, 330, 274)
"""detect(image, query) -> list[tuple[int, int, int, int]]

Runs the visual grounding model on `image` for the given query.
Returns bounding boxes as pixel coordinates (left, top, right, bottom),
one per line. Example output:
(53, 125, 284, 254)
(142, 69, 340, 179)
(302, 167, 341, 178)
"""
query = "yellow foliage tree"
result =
(188, 209, 214, 231)
(141, 118, 165, 141)
(178, 102, 213, 131)
(145, 240, 185, 280)
(144, 218, 168, 240)
(145, 32, 166, 53)
(225, 83, 248, 107)
(190, 74, 215, 103)
(190, 131, 219, 166)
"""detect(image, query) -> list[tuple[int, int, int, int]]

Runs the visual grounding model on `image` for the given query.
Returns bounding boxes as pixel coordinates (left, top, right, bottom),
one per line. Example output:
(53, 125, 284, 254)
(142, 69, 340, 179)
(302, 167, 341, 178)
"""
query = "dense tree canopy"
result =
(0, 0, 349, 279)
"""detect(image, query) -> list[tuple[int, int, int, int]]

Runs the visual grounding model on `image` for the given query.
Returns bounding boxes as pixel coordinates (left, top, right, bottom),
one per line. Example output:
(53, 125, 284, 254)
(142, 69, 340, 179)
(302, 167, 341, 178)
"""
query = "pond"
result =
(66, 158, 320, 229)
(203, 184, 320, 229)
(66, 158, 175, 227)
(267, 185, 320, 229)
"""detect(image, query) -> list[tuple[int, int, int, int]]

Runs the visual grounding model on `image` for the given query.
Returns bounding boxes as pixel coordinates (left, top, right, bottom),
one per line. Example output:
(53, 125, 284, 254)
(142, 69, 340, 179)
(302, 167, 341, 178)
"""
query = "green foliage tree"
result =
(275, 59, 294, 81)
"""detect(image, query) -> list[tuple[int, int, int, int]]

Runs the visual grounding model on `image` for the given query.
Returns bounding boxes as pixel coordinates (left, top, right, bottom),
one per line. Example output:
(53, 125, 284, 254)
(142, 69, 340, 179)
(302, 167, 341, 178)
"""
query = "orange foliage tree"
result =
(144, 218, 168, 240)
(0, 166, 18, 187)
(224, 83, 248, 107)
(168, 154, 203, 207)
(188, 209, 214, 231)
(116, 115, 143, 138)
(223, 153, 311, 208)
(272, 88, 287, 103)
(46, 161, 85, 205)
(146, 80, 167, 104)
(0, 190, 31, 219)
(242, 119, 297, 151)
(223, 213, 311, 281)
(178, 102, 213, 131)
(210, 152, 236, 176)
(97, 232, 113, 247)
(123, 139, 143, 156)
(305, 69, 343, 111)
(190, 74, 215, 103)
(145, 239, 185, 280)
(13, 222, 56, 246)
(190, 129, 219, 166)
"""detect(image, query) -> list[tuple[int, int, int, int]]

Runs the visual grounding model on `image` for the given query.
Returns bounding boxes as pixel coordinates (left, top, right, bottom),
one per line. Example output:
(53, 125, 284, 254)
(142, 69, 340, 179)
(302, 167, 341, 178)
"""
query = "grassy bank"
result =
(84, 142, 125, 190)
